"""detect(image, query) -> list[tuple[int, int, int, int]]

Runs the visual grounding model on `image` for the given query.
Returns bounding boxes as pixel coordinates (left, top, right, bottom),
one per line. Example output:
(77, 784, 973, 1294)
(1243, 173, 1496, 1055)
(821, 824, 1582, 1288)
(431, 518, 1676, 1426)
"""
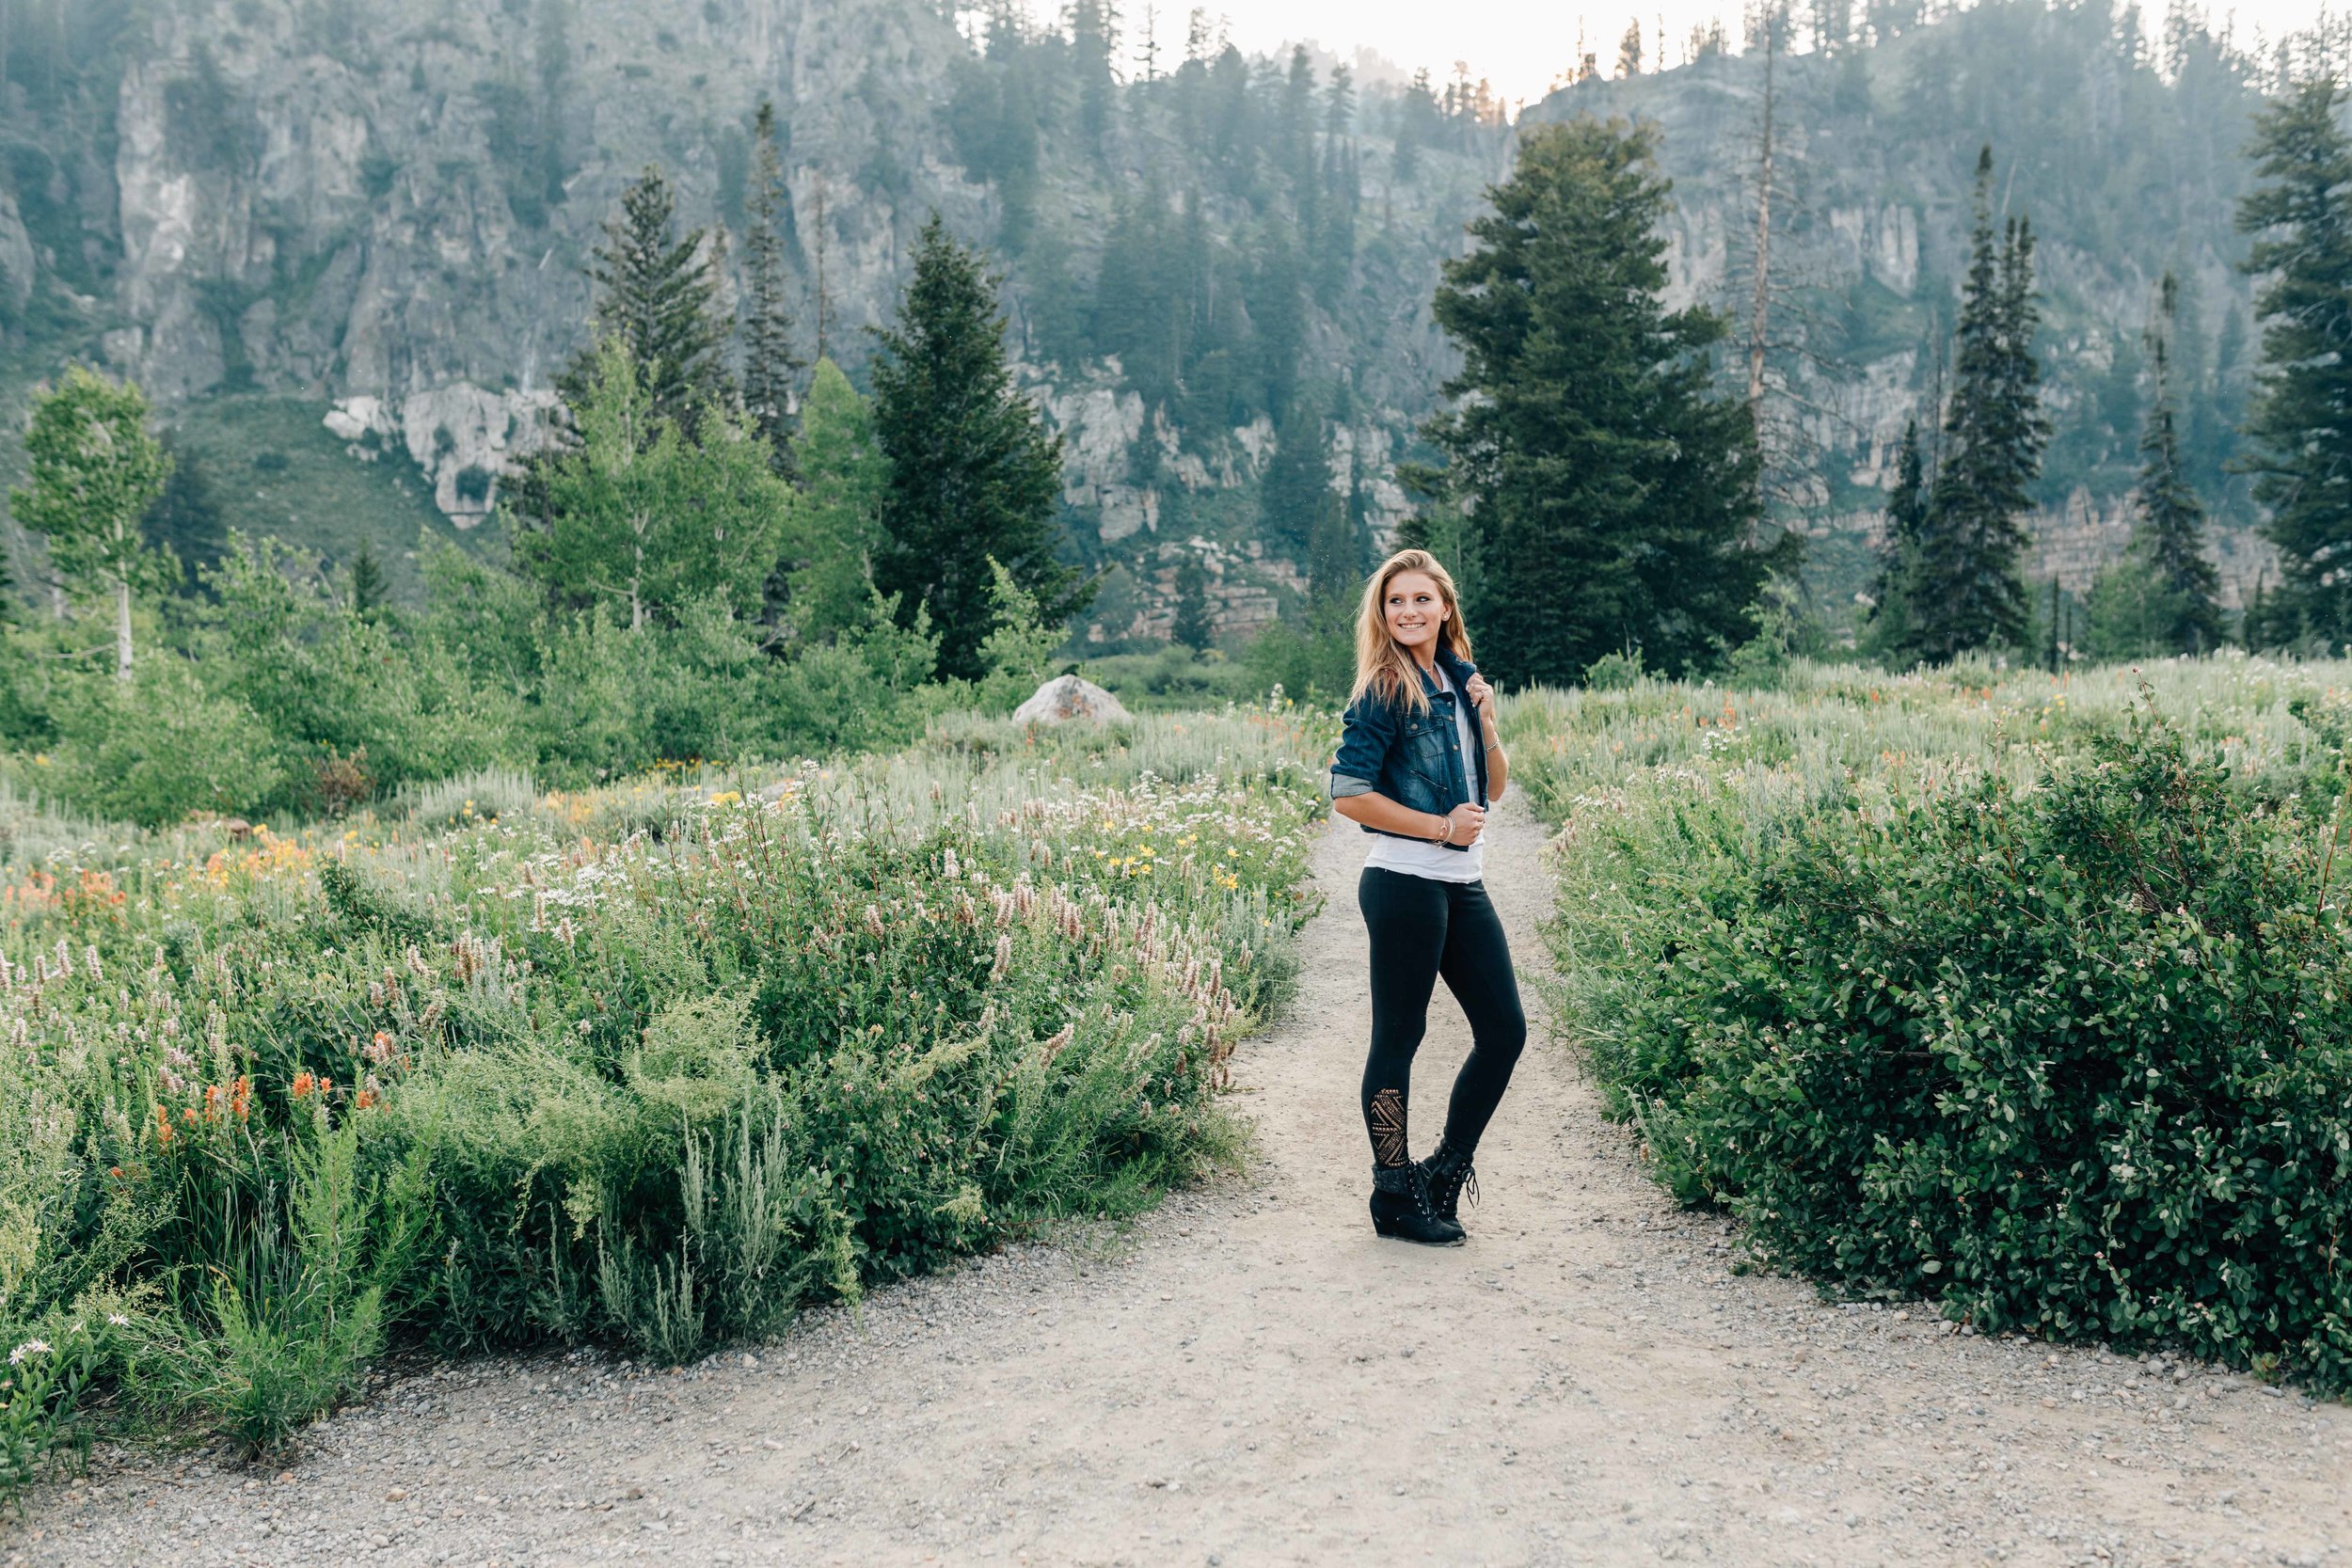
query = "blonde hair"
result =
(1351, 548, 1473, 714)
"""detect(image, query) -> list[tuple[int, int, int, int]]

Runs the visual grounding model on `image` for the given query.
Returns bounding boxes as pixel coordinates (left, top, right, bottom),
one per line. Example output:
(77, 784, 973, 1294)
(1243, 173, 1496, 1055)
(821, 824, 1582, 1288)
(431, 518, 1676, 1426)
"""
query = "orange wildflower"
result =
(291, 1071, 317, 1101)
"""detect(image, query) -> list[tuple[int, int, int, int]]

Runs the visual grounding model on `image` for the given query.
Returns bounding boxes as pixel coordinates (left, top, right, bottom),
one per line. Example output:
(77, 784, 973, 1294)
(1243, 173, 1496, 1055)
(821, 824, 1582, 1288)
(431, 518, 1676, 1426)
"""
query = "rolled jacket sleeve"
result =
(1328, 694, 1391, 801)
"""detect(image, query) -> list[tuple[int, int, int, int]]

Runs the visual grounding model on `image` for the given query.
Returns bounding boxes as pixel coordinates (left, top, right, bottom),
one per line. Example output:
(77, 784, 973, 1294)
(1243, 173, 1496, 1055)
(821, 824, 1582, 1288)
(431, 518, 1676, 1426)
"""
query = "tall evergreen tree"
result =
(870, 214, 1088, 680)
(2130, 271, 2223, 653)
(2236, 77, 2352, 641)
(1867, 418, 1927, 658)
(143, 438, 228, 594)
(1258, 407, 1330, 560)
(1903, 148, 2048, 663)
(1417, 118, 1779, 685)
(1170, 553, 1213, 650)
(572, 166, 731, 427)
(348, 542, 389, 621)
(739, 101, 804, 472)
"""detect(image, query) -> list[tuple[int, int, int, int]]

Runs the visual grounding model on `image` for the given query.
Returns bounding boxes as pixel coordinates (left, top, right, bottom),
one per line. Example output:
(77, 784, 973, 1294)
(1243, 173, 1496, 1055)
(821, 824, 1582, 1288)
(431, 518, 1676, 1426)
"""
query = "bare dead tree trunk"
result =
(813, 172, 832, 363)
(1745, 11, 1779, 416)
(114, 575, 133, 681)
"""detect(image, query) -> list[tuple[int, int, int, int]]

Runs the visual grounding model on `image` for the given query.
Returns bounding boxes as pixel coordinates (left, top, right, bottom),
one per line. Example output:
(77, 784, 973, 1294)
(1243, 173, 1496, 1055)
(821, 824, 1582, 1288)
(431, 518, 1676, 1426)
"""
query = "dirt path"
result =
(15, 798, 2352, 1568)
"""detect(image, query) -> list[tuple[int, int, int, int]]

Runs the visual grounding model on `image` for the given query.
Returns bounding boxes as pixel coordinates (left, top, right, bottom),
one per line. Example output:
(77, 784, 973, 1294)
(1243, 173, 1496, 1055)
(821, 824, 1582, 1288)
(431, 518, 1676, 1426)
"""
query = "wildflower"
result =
(291, 1070, 318, 1100)
(8, 1339, 50, 1365)
(106, 1314, 129, 1328)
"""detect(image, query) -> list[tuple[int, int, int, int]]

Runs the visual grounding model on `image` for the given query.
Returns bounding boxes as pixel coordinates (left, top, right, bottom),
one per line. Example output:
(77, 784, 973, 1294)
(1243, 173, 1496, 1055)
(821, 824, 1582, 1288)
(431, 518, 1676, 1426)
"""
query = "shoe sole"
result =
(1372, 1222, 1467, 1246)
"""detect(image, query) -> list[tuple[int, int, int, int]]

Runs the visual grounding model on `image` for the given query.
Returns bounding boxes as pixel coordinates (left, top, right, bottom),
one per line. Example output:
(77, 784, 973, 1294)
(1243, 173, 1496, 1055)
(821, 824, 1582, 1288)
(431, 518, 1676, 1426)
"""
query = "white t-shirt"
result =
(1363, 664, 1486, 883)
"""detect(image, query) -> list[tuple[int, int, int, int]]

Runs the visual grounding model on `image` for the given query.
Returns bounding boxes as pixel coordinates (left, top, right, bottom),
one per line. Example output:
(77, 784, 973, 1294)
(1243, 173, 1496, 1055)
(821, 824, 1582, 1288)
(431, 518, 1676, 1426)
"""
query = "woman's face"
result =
(1382, 571, 1448, 656)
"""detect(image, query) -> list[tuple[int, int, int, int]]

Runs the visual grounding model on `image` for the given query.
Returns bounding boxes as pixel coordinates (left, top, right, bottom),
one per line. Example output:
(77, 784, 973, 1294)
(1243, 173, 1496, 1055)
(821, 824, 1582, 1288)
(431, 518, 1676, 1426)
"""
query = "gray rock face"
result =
(1011, 675, 1131, 726)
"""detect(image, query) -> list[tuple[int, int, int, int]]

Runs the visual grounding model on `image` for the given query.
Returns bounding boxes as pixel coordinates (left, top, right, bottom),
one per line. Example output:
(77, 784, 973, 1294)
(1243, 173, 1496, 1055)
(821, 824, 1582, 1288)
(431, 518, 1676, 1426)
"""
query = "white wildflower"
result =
(8, 1338, 51, 1365)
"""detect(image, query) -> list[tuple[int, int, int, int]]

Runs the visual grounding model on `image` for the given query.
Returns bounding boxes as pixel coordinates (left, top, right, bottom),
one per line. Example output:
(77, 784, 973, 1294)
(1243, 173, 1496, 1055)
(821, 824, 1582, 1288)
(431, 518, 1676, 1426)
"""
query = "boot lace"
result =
(1431, 1155, 1477, 1213)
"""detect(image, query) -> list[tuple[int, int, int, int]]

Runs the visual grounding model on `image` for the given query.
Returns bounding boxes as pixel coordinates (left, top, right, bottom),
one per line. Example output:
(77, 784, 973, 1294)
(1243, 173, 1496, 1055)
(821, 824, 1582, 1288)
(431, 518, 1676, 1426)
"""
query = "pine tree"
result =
(2128, 271, 2223, 653)
(1258, 407, 1330, 560)
(143, 438, 227, 594)
(2236, 77, 2352, 641)
(739, 101, 803, 473)
(1866, 418, 1927, 659)
(571, 166, 731, 427)
(1305, 483, 1359, 604)
(349, 542, 389, 621)
(12, 365, 175, 680)
(870, 214, 1088, 680)
(1418, 118, 1779, 685)
(1170, 553, 1213, 650)
(1904, 148, 2048, 663)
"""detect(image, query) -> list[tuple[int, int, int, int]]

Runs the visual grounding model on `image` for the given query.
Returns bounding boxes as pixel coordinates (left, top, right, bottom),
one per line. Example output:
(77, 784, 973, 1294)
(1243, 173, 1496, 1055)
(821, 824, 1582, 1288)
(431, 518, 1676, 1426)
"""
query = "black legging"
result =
(1358, 865, 1528, 1168)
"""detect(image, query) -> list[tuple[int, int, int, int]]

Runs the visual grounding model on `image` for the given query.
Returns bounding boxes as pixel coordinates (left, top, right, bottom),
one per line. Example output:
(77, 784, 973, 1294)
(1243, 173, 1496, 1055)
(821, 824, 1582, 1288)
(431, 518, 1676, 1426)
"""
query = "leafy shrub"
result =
(1572, 705, 2352, 1387)
(45, 662, 287, 827)
(150, 1125, 431, 1454)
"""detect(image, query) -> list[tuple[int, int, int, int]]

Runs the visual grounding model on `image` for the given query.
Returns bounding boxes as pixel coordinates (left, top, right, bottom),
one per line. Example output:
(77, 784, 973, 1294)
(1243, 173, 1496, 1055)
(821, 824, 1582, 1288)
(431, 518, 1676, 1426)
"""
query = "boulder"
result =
(1012, 674, 1131, 725)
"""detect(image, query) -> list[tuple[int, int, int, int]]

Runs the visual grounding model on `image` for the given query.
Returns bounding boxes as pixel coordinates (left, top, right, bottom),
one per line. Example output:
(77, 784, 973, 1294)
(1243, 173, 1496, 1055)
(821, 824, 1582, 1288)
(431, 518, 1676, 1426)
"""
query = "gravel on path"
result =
(10, 797, 2350, 1567)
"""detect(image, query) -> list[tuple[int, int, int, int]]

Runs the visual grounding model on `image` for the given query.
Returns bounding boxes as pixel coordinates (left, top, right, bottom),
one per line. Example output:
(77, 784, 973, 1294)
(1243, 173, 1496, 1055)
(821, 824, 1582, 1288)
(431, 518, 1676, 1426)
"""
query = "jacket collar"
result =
(1415, 645, 1476, 698)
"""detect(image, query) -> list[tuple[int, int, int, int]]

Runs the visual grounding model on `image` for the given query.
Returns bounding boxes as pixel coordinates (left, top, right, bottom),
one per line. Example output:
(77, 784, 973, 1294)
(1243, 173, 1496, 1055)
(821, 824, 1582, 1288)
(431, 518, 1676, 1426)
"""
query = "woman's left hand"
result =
(1464, 673, 1496, 720)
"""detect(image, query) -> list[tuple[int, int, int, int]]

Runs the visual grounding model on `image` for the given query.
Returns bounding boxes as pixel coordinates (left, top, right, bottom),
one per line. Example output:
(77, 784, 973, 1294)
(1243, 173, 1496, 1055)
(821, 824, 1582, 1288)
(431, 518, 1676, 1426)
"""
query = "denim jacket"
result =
(1327, 647, 1489, 850)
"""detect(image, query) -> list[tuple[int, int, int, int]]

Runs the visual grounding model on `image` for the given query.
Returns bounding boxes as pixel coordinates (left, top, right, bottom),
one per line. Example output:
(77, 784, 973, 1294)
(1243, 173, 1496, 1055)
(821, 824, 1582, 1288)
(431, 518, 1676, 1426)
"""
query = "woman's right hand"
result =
(1440, 802, 1486, 844)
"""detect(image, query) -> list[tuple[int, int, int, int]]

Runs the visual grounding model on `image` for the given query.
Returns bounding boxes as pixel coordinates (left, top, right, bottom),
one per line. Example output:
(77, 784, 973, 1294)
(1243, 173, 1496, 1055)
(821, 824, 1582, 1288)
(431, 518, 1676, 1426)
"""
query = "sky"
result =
(1195, 0, 2335, 113)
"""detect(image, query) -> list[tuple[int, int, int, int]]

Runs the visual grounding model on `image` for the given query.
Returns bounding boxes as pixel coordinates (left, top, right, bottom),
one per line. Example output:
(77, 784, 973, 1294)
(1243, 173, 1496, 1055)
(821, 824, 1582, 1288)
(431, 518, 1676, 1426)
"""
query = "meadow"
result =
(1506, 655, 2352, 1394)
(0, 705, 1328, 1496)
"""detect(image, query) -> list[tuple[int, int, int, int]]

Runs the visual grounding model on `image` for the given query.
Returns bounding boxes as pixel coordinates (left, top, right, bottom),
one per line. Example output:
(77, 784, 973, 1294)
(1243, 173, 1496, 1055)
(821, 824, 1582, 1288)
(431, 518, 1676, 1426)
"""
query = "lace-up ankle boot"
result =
(1417, 1139, 1479, 1227)
(1369, 1164, 1466, 1246)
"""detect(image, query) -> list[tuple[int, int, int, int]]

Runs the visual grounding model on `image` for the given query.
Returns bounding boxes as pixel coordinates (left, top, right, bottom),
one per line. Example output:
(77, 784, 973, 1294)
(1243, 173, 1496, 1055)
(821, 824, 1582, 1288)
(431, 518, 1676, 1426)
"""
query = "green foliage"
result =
(12, 366, 176, 679)
(739, 101, 803, 468)
(520, 339, 789, 629)
(0, 710, 1326, 1486)
(153, 1126, 431, 1455)
(1867, 420, 1928, 665)
(143, 439, 228, 594)
(779, 357, 887, 644)
(156, 395, 469, 608)
(45, 658, 286, 827)
(2124, 274, 2224, 655)
(871, 215, 1089, 680)
(1170, 555, 1213, 652)
(2236, 78, 2352, 642)
(571, 166, 731, 426)
(1898, 148, 2050, 664)
(1418, 117, 1781, 687)
(1242, 598, 1355, 705)
(1516, 657, 2352, 1391)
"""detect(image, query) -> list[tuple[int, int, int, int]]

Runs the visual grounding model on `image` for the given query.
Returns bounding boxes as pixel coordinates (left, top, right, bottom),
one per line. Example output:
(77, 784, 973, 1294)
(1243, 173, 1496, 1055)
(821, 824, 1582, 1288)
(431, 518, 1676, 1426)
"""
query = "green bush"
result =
(1574, 704, 2352, 1387)
(46, 662, 287, 827)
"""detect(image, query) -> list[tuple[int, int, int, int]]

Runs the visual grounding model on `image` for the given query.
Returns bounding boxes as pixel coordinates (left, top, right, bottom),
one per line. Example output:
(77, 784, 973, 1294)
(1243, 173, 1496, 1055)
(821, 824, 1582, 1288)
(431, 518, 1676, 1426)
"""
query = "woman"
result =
(1327, 548, 1527, 1246)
